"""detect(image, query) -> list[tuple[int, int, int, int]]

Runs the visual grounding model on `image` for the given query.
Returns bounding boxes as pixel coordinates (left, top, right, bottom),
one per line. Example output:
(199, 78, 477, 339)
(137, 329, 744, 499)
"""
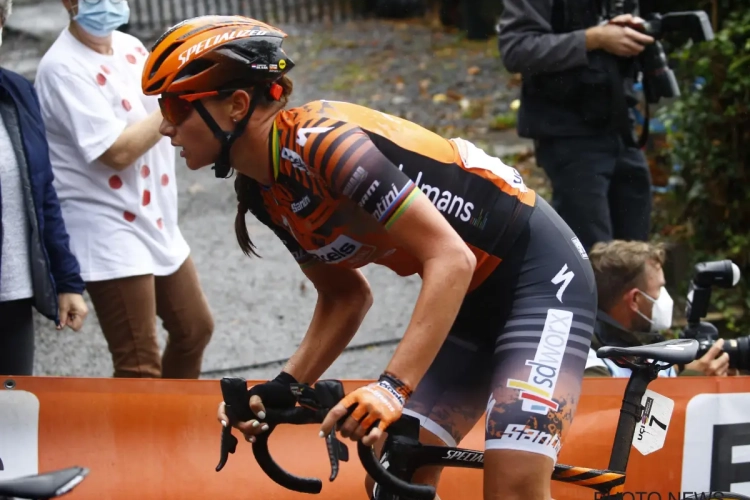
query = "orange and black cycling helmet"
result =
(142, 15, 296, 178)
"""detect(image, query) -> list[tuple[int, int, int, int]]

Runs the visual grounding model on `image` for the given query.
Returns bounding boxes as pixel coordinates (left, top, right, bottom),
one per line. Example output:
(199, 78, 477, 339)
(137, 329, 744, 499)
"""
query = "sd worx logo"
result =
(507, 309, 573, 414)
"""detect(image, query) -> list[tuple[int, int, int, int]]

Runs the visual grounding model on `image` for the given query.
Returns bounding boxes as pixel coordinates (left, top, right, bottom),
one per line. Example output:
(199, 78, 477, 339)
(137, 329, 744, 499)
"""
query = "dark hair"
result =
(234, 173, 260, 257)
(233, 76, 294, 258)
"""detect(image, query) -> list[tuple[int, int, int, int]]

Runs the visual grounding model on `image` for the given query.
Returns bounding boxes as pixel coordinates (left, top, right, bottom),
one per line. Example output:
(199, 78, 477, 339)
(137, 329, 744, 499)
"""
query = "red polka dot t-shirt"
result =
(34, 29, 189, 281)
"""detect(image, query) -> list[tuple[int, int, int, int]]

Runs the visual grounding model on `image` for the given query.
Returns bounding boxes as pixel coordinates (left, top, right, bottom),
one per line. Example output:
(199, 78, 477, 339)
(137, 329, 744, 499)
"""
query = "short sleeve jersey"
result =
(246, 100, 537, 291)
(34, 29, 189, 281)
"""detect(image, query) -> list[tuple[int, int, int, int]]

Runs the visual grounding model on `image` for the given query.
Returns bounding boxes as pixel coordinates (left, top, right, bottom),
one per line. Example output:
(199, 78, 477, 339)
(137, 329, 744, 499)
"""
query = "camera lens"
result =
(694, 337, 750, 371)
(725, 336, 750, 371)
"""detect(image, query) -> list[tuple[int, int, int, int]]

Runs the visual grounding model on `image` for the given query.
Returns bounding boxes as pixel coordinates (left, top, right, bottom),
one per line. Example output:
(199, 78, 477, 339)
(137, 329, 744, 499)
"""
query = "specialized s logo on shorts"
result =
(506, 309, 574, 415)
(551, 264, 575, 303)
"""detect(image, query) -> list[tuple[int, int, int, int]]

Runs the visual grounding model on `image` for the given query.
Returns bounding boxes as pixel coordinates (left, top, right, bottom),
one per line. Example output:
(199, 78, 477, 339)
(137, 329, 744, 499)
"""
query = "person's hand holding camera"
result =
(683, 338, 731, 376)
(585, 14, 655, 57)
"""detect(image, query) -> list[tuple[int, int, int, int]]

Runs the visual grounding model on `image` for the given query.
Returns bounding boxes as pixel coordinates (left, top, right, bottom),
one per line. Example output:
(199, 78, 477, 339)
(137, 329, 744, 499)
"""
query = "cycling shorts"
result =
(402, 196, 597, 463)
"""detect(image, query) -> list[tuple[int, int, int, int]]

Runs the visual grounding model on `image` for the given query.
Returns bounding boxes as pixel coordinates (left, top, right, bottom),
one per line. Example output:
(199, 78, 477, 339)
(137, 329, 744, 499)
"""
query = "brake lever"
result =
(216, 424, 238, 472)
(216, 377, 349, 485)
(290, 383, 349, 482)
(325, 429, 349, 481)
(216, 377, 254, 472)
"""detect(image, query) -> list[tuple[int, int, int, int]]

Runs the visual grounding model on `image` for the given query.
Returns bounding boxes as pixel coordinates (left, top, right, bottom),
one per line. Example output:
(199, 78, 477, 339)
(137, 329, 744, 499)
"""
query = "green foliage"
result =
(653, 7, 750, 334)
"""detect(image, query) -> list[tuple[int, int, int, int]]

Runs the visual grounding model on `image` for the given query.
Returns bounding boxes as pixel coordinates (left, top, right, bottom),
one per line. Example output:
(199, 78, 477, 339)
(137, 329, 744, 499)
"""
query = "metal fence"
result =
(125, 0, 376, 33)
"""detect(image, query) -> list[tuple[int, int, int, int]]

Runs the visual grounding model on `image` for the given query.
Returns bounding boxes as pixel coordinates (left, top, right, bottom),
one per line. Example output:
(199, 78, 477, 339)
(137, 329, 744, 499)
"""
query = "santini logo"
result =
(291, 195, 310, 213)
(506, 309, 573, 415)
(359, 181, 379, 207)
(398, 165, 475, 222)
(308, 235, 362, 264)
(498, 424, 562, 455)
(373, 183, 402, 220)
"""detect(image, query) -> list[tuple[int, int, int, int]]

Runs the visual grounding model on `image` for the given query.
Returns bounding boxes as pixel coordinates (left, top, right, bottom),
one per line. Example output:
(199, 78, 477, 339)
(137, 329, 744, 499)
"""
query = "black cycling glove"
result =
(248, 371, 298, 410)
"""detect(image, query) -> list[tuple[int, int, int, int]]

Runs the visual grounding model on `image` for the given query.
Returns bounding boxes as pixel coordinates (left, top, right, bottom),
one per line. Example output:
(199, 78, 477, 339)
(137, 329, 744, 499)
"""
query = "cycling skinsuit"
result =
(243, 99, 597, 462)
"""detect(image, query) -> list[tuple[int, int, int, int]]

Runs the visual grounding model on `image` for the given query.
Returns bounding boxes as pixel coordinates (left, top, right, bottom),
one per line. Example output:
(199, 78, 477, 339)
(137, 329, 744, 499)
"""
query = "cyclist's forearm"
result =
(282, 289, 372, 384)
(385, 253, 474, 391)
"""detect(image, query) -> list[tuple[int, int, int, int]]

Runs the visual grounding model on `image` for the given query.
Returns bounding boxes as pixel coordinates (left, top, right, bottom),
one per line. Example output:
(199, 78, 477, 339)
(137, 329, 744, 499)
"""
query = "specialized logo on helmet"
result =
(177, 29, 270, 68)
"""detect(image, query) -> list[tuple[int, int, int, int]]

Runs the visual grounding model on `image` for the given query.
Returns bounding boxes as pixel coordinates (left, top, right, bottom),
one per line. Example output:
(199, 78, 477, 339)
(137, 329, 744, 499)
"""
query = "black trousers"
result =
(0, 299, 35, 376)
(534, 133, 653, 252)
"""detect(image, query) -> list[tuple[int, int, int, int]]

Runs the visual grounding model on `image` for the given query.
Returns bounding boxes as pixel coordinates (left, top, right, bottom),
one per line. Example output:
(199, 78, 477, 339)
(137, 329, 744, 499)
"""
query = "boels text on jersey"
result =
(306, 235, 374, 265)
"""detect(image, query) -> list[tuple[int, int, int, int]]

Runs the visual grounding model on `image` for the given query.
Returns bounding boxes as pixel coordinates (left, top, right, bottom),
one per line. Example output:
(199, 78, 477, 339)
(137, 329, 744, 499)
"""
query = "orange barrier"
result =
(0, 376, 749, 499)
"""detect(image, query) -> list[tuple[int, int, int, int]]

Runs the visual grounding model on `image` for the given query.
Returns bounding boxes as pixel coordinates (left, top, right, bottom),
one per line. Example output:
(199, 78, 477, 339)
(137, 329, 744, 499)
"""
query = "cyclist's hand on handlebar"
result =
(216, 371, 298, 442)
(217, 395, 271, 443)
(319, 373, 412, 447)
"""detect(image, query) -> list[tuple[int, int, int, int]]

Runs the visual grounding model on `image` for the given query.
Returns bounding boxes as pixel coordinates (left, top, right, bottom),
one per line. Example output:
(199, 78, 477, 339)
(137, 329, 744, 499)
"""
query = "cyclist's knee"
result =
(483, 449, 553, 500)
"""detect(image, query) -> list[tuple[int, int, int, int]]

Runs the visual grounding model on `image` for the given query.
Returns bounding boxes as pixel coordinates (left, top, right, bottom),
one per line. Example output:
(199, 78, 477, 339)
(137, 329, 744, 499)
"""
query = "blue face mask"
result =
(74, 0, 131, 38)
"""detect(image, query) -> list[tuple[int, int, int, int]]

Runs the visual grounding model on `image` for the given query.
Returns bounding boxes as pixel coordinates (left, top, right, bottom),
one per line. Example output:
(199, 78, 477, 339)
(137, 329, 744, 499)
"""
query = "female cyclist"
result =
(142, 16, 597, 500)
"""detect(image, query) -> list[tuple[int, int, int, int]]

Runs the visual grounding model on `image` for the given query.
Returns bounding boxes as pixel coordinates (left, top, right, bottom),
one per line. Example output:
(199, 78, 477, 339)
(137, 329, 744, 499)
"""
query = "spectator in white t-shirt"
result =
(34, 0, 214, 379)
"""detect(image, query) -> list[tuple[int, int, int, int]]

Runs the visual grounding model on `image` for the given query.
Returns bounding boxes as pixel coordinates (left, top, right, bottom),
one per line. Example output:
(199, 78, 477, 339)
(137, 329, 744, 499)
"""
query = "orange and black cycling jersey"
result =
(243, 100, 537, 291)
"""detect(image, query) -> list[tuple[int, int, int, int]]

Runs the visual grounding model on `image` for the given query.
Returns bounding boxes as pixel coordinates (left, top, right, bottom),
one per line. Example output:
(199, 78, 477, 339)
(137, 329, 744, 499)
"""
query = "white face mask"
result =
(636, 286, 674, 332)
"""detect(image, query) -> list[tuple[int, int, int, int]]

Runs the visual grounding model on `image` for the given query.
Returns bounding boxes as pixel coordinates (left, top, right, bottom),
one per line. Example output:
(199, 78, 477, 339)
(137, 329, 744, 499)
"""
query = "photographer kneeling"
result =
(584, 240, 730, 378)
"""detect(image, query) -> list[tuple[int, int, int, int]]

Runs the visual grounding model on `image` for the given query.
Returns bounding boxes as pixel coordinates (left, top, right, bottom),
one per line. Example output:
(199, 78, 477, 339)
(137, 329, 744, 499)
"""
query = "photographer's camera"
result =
(681, 259, 748, 371)
(637, 11, 714, 104)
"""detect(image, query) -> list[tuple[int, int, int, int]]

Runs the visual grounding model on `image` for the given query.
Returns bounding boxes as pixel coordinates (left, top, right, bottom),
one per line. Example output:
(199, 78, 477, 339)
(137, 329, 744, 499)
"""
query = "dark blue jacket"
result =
(0, 68, 85, 324)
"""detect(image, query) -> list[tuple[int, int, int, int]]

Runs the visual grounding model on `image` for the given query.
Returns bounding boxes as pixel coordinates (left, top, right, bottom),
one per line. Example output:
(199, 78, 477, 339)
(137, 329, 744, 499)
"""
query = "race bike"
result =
(216, 338, 750, 500)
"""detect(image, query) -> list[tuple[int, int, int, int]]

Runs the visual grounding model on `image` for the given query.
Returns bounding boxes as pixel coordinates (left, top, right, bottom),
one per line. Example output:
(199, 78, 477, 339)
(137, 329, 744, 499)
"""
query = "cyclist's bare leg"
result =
(483, 449, 553, 500)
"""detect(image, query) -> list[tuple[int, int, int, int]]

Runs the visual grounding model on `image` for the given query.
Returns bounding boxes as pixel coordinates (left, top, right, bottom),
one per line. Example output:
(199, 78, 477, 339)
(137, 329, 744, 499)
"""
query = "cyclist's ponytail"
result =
(234, 173, 261, 258)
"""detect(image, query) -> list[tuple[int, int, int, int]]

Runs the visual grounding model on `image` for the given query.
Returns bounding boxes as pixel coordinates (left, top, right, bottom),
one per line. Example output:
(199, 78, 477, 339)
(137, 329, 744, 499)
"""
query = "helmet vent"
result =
(145, 77, 167, 94)
(151, 19, 192, 51)
(149, 42, 183, 79)
(175, 59, 217, 82)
